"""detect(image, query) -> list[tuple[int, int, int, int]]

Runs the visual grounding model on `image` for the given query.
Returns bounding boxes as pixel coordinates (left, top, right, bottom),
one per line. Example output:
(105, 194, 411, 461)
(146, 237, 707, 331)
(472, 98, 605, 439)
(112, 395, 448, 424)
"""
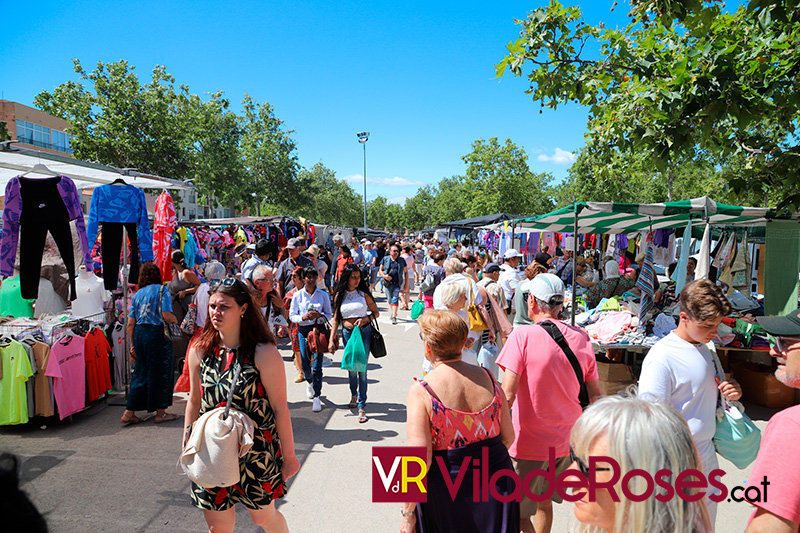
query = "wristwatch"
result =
(400, 508, 414, 518)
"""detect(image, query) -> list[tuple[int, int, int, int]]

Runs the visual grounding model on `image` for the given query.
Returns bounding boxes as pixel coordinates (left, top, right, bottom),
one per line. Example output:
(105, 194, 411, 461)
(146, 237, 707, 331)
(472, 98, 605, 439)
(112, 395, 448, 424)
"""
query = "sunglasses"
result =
(770, 335, 800, 354)
(210, 278, 245, 290)
(569, 445, 611, 477)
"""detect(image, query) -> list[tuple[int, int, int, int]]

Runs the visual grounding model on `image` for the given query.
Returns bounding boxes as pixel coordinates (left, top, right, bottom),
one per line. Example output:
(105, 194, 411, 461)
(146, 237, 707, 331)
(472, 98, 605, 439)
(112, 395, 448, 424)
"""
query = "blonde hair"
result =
(443, 258, 463, 275)
(440, 282, 466, 309)
(525, 262, 548, 280)
(571, 395, 712, 533)
(418, 310, 469, 361)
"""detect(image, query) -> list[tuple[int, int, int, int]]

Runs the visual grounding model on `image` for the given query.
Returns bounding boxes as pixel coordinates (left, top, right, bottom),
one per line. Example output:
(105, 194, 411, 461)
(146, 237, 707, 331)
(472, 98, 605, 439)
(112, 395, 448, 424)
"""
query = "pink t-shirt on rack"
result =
(46, 335, 86, 420)
(496, 320, 598, 461)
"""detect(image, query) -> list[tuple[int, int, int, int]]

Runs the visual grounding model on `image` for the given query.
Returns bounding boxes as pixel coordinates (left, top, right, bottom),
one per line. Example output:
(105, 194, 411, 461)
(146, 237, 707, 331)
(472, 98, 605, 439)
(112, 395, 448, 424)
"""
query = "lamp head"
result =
(357, 131, 370, 143)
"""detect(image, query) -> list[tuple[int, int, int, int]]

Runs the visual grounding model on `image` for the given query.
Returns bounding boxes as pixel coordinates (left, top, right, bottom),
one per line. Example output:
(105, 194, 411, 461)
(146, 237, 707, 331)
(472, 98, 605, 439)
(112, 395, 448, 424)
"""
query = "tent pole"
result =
(571, 203, 578, 326)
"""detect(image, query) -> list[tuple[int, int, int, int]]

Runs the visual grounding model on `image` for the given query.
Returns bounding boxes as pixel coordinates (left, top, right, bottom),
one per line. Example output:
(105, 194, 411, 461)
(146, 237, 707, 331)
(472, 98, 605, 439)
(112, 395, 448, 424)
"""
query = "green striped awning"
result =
(509, 197, 778, 234)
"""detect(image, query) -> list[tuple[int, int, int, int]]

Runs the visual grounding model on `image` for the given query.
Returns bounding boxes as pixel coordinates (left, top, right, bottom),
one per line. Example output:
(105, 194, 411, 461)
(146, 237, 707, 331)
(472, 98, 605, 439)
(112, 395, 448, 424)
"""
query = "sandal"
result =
(358, 409, 368, 423)
(294, 374, 305, 383)
(120, 413, 142, 425)
(348, 395, 358, 409)
(154, 413, 179, 424)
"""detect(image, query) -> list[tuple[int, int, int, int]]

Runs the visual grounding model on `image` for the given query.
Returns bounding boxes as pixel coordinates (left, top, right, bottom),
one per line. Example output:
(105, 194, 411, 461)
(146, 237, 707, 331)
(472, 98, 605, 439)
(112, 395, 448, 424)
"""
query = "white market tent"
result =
(0, 143, 191, 190)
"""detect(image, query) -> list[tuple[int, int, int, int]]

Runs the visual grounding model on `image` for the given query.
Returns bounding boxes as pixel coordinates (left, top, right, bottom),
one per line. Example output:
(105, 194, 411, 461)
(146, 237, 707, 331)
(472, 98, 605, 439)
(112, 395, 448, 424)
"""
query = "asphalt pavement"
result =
(0, 285, 776, 532)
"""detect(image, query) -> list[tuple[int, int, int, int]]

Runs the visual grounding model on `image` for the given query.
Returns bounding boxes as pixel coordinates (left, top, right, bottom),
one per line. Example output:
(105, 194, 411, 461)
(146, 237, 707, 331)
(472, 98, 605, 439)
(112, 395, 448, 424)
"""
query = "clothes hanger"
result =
(111, 177, 128, 185)
(21, 162, 58, 177)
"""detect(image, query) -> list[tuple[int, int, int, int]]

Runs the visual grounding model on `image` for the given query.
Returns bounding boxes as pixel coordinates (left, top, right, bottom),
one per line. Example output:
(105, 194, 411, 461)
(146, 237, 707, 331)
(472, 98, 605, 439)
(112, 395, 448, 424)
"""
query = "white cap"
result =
(528, 273, 565, 303)
(504, 248, 521, 259)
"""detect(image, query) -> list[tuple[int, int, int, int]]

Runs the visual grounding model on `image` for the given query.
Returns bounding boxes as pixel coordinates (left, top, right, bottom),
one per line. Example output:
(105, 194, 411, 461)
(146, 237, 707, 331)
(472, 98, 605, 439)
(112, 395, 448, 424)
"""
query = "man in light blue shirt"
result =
(241, 239, 271, 281)
(363, 241, 378, 290)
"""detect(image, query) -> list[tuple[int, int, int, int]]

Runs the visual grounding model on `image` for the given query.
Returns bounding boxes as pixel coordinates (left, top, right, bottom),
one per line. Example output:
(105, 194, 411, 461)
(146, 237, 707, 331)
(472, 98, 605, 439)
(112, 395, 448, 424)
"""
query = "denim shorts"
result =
(384, 284, 401, 305)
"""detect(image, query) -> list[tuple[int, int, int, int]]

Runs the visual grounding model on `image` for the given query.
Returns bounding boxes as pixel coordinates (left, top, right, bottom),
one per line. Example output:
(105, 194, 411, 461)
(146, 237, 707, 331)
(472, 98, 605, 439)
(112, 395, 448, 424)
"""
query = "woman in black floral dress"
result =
(184, 278, 299, 532)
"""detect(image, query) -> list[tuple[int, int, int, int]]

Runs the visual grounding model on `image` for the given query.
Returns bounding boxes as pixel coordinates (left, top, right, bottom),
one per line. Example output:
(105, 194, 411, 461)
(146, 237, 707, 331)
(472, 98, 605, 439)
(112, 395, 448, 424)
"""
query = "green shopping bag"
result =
(341, 326, 368, 373)
(411, 297, 425, 320)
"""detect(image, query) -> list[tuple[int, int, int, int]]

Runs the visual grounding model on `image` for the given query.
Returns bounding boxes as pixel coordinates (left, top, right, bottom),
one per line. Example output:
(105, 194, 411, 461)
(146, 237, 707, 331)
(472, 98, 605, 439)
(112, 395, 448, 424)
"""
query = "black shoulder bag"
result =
(538, 320, 589, 409)
(556, 258, 572, 279)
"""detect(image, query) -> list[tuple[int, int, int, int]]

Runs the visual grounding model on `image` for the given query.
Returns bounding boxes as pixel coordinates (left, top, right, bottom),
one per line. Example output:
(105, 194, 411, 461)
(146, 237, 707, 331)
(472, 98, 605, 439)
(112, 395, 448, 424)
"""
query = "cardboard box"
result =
(731, 363, 796, 409)
(600, 380, 636, 396)
(596, 362, 634, 382)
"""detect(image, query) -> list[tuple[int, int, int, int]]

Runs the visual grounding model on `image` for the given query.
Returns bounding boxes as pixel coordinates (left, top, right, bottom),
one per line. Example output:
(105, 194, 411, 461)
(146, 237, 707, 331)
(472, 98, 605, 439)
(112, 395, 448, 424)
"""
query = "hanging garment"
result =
(695, 223, 711, 281)
(0, 276, 34, 318)
(19, 341, 38, 419)
(46, 334, 86, 420)
(672, 218, 693, 294)
(184, 230, 198, 268)
(153, 192, 177, 283)
(84, 327, 113, 402)
(635, 241, 656, 325)
(30, 340, 54, 417)
(87, 183, 153, 261)
(110, 322, 127, 389)
(100, 222, 140, 290)
(0, 339, 33, 425)
(731, 233, 750, 291)
(1, 176, 93, 300)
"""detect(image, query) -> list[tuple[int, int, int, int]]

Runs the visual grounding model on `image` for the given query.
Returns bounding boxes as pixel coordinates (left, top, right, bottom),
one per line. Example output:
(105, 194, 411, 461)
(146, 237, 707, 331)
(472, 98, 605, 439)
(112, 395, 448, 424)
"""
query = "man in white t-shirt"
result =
(499, 248, 524, 308)
(638, 279, 742, 527)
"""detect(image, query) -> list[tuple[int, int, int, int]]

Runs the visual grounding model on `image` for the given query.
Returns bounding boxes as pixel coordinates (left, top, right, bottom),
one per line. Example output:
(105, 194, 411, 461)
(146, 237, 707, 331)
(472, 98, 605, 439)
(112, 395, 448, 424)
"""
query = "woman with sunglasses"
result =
(329, 264, 380, 423)
(569, 395, 712, 533)
(184, 277, 299, 532)
(402, 310, 516, 533)
(289, 265, 332, 412)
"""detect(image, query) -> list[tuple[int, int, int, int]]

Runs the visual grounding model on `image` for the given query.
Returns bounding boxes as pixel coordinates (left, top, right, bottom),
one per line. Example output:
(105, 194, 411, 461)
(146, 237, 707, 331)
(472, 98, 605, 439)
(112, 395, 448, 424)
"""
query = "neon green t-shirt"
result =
(0, 276, 35, 318)
(0, 341, 33, 425)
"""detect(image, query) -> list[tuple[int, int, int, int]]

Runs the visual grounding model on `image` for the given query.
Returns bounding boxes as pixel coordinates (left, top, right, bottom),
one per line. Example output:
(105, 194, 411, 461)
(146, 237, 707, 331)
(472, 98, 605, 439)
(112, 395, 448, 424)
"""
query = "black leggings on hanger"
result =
(100, 222, 140, 290)
(18, 177, 77, 300)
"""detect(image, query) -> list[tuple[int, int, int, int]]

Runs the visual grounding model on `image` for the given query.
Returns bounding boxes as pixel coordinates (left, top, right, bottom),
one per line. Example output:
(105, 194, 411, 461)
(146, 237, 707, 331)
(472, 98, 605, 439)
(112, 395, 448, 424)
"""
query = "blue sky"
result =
(1, 0, 630, 205)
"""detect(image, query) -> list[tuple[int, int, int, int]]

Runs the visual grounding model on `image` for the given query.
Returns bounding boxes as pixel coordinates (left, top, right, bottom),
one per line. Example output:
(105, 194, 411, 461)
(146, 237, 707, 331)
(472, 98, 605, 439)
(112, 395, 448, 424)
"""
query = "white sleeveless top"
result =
(340, 290, 369, 319)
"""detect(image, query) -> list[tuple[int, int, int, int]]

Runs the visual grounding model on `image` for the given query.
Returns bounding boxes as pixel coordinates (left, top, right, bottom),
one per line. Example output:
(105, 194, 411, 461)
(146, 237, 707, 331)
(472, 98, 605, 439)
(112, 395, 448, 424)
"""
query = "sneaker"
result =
(322, 355, 333, 367)
(306, 382, 314, 399)
(348, 395, 358, 408)
(391, 316, 397, 325)
(312, 397, 322, 412)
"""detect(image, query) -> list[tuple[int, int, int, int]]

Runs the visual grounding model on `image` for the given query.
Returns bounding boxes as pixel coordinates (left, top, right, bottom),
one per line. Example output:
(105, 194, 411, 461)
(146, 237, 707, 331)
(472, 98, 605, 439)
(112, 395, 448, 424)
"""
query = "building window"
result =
(16, 120, 73, 154)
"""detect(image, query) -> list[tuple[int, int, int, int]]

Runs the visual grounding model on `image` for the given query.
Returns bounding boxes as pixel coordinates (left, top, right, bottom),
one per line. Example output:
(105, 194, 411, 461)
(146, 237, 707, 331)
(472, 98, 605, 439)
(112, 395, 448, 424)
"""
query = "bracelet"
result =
(400, 508, 414, 518)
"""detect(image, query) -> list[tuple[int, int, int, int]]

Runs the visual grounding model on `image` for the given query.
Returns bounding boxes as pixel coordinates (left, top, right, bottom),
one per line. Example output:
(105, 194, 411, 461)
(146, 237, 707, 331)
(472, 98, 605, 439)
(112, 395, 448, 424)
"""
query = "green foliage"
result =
(498, 0, 800, 208)
(297, 163, 363, 226)
(0, 121, 10, 142)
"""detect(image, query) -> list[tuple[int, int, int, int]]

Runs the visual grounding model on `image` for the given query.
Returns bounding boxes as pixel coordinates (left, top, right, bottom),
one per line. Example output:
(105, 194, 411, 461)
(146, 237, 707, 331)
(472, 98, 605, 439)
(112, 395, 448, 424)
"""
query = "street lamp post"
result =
(357, 131, 369, 231)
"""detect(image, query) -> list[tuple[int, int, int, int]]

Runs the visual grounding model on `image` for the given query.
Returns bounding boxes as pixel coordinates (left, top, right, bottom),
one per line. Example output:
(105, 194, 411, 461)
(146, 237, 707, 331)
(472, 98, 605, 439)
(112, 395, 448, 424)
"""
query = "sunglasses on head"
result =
(210, 278, 244, 290)
(569, 445, 611, 477)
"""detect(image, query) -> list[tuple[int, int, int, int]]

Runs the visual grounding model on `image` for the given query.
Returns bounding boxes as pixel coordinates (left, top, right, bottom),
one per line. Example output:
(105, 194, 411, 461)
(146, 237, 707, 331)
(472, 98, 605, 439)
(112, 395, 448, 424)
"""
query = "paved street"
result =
(0, 287, 775, 532)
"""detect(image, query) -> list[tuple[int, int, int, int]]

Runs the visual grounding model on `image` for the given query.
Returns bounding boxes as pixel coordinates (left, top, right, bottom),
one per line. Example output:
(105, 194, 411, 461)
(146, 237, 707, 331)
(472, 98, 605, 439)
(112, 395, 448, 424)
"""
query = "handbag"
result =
(467, 284, 488, 332)
(410, 297, 425, 320)
(539, 320, 589, 409)
(369, 314, 387, 358)
(181, 303, 197, 335)
(179, 360, 255, 488)
(160, 286, 184, 341)
(308, 318, 336, 354)
(419, 271, 436, 293)
(710, 346, 761, 469)
(340, 326, 368, 372)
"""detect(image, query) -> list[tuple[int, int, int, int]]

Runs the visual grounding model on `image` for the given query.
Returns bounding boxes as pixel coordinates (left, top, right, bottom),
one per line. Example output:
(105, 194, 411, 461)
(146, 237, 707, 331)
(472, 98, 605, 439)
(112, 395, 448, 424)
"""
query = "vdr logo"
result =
(372, 447, 428, 502)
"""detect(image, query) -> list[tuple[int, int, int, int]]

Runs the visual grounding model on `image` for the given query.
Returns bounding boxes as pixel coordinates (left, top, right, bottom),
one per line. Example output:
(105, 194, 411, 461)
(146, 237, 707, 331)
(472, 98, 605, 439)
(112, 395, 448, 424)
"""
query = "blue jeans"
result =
(384, 284, 401, 306)
(298, 325, 323, 398)
(343, 324, 371, 410)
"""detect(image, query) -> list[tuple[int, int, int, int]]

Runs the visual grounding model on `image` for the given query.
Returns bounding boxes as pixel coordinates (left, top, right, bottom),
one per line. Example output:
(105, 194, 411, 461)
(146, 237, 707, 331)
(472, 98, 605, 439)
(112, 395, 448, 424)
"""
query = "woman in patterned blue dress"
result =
(184, 278, 300, 532)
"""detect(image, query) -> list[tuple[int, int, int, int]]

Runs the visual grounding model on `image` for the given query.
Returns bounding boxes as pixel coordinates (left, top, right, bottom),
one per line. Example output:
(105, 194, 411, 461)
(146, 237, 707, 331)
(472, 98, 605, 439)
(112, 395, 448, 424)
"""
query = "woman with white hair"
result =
(569, 395, 712, 533)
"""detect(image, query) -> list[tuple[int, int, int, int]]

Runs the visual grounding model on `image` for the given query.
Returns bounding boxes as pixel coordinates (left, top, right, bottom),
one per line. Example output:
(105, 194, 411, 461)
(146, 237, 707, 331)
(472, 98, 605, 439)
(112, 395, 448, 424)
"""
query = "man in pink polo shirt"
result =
(496, 273, 602, 533)
(745, 308, 800, 532)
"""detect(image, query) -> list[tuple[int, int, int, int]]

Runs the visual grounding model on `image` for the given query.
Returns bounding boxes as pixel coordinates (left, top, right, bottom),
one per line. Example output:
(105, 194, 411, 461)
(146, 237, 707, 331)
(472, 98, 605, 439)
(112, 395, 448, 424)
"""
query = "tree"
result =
(367, 196, 390, 230)
(34, 60, 247, 205)
(496, 0, 800, 208)
(402, 185, 438, 230)
(0, 121, 9, 142)
(460, 138, 554, 217)
(297, 163, 363, 226)
(239, 94, 300, 215)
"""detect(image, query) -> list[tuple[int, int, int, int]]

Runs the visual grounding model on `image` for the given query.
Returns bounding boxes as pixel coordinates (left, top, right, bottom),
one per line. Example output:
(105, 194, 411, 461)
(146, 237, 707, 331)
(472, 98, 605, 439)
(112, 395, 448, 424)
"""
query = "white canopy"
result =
(0, 145, 192, 190)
